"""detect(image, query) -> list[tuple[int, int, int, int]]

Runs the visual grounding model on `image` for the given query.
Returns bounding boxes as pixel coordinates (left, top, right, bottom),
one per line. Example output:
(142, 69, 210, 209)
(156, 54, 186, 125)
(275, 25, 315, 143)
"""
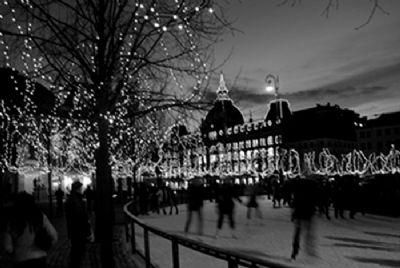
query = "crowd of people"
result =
(132, 173, 376, 261)
(136, 182, 180, 216)
(264, 174, 370, 220)
(2, 172, 393, 266)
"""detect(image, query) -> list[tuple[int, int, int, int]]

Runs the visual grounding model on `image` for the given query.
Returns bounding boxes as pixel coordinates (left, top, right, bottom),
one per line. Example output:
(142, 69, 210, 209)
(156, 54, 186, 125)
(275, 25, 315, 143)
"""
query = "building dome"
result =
(202, 74, 244, 132)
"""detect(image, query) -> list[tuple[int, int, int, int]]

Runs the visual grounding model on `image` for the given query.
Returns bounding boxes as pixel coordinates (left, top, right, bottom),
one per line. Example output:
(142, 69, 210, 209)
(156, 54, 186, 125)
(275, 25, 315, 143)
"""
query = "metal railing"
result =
(123, 200, 294, 268)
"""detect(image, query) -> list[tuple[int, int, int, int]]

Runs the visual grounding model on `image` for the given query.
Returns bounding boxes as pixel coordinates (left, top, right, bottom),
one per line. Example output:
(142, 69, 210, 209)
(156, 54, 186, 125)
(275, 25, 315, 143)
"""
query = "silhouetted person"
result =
(166, 186, 179, 215)
(290, 177, 318, 260)
(317, 179, 331, 220)
(184, 179, 204, 235)
(347, 176, 361, 219)
(149, 186, 159, 213)
(245, 184, 263, 225)
(65, 181, 93, 268)
(156, 186, 167, 215)
(332, 178, 346, 219)
(138, 182, 149, 215)
(281, 179, 293, 207)
(215, 180, 242, 239)
(271, 177, 282, 208)
(83, 185, 95, 213)
(55, 187, 65, 215)
(3, 192, 58, 268)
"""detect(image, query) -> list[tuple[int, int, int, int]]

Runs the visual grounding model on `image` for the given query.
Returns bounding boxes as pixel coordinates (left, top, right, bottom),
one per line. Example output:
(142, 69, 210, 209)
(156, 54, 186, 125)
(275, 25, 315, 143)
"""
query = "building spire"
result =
(216, 72, 230, 101)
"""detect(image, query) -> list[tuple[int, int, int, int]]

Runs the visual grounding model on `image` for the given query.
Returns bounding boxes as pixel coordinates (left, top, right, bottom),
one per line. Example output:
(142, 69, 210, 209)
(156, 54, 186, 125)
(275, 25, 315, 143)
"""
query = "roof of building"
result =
(365, 111, 400, 127)
(285, 103, 360, 142)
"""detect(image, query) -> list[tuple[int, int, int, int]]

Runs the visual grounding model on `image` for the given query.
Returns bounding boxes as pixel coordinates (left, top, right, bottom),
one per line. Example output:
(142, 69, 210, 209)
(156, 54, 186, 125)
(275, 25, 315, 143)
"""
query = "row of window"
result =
(360, 140, 400, 151)
(211, 136, 282, 152)
(359, 127, 400, 139)
(208, 120, 278, 140)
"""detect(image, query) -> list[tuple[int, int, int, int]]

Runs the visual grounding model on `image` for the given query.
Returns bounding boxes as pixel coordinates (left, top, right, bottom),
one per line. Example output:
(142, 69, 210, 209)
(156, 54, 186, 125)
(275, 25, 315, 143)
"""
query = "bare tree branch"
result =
(279, 0, 389, 29)
(355, 0, 389, 30)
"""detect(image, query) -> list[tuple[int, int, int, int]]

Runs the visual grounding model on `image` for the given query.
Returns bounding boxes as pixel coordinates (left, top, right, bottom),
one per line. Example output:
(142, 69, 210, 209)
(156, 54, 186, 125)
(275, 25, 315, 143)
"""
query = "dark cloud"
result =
(324, 62, 400, 88)
(283, 61, 400, 107)
(284, 85, 388, 102)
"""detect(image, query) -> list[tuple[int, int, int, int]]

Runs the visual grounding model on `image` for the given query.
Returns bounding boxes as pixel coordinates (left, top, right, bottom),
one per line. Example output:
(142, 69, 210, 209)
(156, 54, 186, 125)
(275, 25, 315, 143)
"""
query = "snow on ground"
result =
(133, 196, 400, 268)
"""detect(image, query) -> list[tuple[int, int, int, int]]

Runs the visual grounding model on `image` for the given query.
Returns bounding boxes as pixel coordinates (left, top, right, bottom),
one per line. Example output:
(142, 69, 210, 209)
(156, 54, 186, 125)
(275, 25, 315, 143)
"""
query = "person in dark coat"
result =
(138, 182, 149, 215)
(166, 186, 179, 215)
(317, 179, 332, 220)
(332, 177, 346, 219)
(347, 176, 361, 219)
(55, 187, 65, 215)
(155, 185, 167, 215)
(214, 180, 242, 239)
(83, 185, 95, 213)
(184, 179, 204, 235)
(65, 181, 93, 268)
(271, 177, 282, 208)
(245, 183, 263, 225)
(290, 177, 318, 260)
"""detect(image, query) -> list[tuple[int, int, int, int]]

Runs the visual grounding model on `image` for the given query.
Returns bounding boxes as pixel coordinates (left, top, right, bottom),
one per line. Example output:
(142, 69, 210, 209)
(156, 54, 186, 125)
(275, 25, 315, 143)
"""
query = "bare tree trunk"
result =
(95, 116, 115, 268)
(47, 130, 53, 219)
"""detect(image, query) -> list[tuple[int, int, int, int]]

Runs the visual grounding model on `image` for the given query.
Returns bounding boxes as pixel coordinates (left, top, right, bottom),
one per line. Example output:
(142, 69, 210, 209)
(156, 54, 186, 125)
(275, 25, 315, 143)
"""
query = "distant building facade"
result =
(356, 112, 400, 154)
(285, 103, 365, 156)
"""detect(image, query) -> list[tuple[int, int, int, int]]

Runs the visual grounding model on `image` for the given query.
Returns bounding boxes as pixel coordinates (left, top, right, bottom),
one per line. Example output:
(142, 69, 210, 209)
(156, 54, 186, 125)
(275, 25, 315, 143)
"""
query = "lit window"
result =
(253, 139, 258, 147)
(267, 136, 273, 146)
(246, 140, 251, 148)
(239, 141, 244, 149)
(260, 138, 266, 146)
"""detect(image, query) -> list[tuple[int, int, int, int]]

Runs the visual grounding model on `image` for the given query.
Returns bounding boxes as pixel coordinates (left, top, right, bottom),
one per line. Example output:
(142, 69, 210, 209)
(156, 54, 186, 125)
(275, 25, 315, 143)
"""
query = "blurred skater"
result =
(66, 181, 94, 268)
(166, 186, 179, 215)
(245, 184, 263, 225)
(290, 177, 318, 260)
(214, 180, 242, 239)
(184, 179, 204, 235)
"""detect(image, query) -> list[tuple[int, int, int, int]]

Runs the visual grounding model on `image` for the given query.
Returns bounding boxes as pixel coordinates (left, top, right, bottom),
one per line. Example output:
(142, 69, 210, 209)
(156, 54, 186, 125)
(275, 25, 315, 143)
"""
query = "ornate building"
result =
(162, 74, 400, 179)
(194, 74, 365, 178)
(199, 73, 292, 176)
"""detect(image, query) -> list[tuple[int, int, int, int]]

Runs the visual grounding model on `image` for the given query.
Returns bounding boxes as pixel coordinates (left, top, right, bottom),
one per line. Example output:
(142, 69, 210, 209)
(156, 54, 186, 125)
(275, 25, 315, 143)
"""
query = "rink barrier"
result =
(123, 200, 294, 268)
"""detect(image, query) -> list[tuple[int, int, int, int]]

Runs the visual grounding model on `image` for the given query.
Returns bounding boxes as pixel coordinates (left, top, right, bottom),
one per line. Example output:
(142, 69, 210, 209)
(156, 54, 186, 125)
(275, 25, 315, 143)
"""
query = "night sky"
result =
(211, 0, 400, 120)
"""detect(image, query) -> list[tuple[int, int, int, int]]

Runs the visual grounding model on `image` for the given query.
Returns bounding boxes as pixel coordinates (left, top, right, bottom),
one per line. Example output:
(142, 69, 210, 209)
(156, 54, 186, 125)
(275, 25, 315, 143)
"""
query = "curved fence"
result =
(123, 200, 294, 268)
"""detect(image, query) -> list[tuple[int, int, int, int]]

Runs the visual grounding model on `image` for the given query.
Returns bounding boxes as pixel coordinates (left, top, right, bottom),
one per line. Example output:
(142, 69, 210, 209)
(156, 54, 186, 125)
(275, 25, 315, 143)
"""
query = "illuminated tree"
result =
(0, 0, 233, 265)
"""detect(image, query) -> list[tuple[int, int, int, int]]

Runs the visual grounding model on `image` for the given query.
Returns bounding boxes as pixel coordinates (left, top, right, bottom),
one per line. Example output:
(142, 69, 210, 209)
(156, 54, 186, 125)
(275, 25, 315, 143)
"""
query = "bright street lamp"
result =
(265, 74, 279, 98)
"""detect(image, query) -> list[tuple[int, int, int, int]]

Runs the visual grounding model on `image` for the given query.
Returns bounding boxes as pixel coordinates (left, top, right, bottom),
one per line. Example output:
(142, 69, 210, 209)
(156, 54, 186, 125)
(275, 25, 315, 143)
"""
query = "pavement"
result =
(134, 196, 400, 268)
(45, 210, 142, 268)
